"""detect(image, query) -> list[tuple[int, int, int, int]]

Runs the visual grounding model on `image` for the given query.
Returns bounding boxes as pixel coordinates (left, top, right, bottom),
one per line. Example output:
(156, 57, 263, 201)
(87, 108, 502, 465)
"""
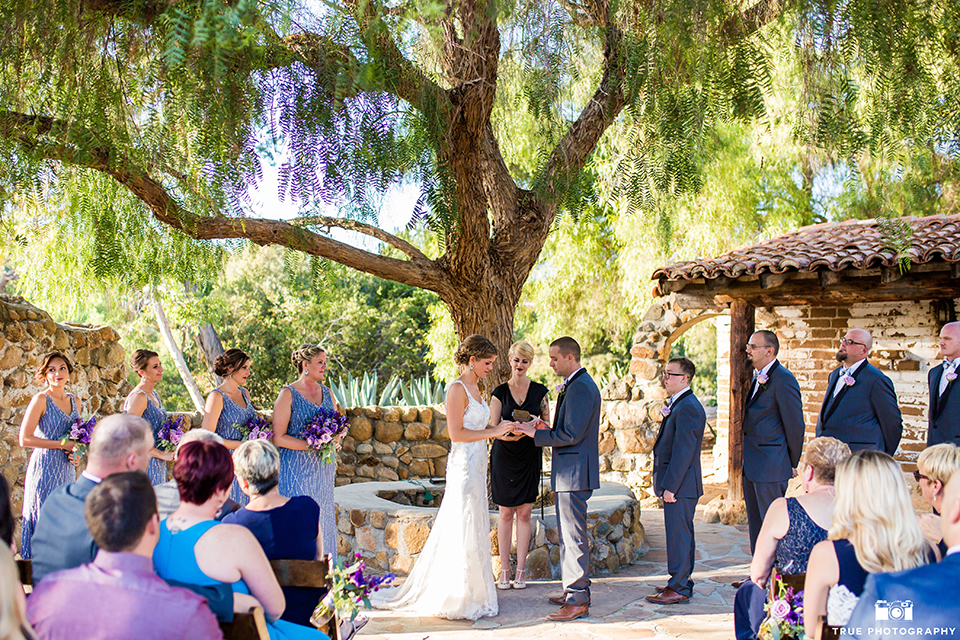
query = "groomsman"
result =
(928, 322, 960, 447)
(816, 328, 902, 456)
(741, 330, 805, 553)
(646, 357, 706, 605)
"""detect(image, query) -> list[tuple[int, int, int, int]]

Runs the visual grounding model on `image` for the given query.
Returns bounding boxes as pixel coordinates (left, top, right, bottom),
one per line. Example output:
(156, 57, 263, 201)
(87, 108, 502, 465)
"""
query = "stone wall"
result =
(0, 294, 132, 539)
(338, 406, 449, 485)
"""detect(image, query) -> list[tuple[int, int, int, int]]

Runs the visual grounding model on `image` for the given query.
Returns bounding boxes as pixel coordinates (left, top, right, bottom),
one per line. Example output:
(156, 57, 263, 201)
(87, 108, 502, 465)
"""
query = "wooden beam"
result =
(951, 263, 960, 279)
(671, 292, 728, 311)
(881, 267, 903, 283)
(818, 270, 842, 287)
(659, 279, 689, 293)
(727, 300, 754, 503)
(705, 275, 732, 291)
(759, 272, 791, 289)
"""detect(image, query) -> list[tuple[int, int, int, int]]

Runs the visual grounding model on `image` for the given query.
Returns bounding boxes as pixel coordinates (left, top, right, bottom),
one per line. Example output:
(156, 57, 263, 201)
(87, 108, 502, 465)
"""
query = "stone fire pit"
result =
(335, 480, 648, 579)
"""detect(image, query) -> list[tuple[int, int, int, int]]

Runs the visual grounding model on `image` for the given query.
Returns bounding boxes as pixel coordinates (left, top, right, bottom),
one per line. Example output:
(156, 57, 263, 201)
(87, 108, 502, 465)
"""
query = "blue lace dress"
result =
(124, 388, 168, 485)
(20, 393, 79, 559)
(213, 387, 256, 506)
(277, 385, 336, 558)
(153, 519, 329, 640)
(774, 497, 829, 574)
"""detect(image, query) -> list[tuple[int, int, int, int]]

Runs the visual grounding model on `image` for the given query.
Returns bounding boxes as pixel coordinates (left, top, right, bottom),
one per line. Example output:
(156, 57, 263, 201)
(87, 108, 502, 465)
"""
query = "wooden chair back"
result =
(220, 607, 270, 640)
(16, 559, 32, 587)
(270, 556, 340, 640)
(821, 621, 842, 640)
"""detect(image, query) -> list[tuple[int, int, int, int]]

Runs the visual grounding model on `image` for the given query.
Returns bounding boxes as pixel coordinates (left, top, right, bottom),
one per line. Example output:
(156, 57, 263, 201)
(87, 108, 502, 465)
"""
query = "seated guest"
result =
(26, 472, 222, 640)
(734, 437, 851, 639)
(914, 443, 960, 554)
(31, 413, 153, 583)
(804, 450, 932, 639)
(222, 440, 324, 627)
(0, 546, 33, 640)
(845, 468, 960, 638)
(155, 429, 240, 520)
(153, 440, 329, 640)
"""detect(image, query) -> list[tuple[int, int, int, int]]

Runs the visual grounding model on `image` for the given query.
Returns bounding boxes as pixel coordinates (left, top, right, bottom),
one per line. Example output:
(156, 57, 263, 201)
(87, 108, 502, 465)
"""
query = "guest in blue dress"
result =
(153, 440, 328, 640)
(19, 352, 81, 558)
(202, 349, 257, 506)
(123, 349, 175, 485)
(272, 344, 339, 558)
(223, 439, 325, 627)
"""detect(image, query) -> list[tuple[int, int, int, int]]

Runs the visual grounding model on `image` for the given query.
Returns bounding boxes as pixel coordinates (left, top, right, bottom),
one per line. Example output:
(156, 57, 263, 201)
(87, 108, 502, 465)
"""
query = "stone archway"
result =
(598, 294, 726, 500)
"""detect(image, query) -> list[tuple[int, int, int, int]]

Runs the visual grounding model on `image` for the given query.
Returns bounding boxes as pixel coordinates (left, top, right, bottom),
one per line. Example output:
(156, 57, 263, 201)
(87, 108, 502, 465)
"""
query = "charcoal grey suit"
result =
(816, 360, 902, 456)
(928, 362, 960, 446)
(533, 368, 601, 607)
(652, 389, 706, 598)
(742, 360, 805, 551)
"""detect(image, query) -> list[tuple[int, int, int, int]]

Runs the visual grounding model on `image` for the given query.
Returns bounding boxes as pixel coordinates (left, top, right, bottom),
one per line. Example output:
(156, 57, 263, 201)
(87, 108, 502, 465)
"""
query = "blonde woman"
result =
(804, 450, 933, 638)
(489, 340, 549, 590)
(123, 349, 174, 485)
(915, 443, 960, 554)
(0, 546, 33, 640)
(271, 344, 340, 559)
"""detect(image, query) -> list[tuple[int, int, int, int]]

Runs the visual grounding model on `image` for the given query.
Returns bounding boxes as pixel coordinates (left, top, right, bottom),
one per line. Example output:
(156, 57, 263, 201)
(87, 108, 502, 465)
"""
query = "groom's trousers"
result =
(555, 489, 592, 606)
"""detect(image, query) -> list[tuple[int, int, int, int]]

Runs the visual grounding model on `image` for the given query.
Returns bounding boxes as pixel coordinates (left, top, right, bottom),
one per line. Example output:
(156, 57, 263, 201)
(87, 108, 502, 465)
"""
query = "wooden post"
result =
(727, 300, 755, 502)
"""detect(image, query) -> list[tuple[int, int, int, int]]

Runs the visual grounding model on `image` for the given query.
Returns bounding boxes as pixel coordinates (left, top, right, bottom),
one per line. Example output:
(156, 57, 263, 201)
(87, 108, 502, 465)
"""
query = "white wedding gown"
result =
(372, 380, 498, 620)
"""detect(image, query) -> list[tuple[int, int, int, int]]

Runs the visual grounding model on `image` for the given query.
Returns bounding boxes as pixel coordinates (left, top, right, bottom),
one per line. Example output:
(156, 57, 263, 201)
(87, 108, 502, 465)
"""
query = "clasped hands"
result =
(494, 418, 549, 441)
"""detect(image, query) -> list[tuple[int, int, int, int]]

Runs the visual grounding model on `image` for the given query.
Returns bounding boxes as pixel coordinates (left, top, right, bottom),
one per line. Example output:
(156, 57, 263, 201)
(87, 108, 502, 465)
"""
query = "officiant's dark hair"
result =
(668, 357, 696, 379)
(550, 337, 581, 361)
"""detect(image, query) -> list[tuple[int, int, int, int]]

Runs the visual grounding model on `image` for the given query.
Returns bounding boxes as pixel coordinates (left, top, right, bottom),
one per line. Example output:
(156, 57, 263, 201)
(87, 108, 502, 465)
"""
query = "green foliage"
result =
(399, 373, 446, 406)
(329, 371, 401, 407)
(671, 321, 719, 407)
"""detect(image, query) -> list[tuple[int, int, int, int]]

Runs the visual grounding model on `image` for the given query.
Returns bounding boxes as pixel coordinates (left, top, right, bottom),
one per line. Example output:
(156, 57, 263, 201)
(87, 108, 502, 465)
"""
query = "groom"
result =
(517, 337, 601, 622)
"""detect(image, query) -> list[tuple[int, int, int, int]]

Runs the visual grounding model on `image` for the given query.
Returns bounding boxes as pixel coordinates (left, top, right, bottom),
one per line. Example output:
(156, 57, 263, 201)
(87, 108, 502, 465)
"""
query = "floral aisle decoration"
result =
(311, 554, 396, 627)
(758, 570, 806, 640)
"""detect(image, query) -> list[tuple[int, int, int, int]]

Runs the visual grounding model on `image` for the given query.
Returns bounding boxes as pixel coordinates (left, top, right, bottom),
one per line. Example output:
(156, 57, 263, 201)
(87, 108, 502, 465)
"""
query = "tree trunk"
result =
(445, 282, 519, 394)
(151, 293, 206, 412)
(195, 323, 226, 386)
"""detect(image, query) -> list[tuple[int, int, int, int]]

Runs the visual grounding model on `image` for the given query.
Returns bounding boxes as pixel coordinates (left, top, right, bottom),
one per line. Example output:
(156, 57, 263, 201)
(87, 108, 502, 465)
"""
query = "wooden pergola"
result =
(651, 214, 960, 501)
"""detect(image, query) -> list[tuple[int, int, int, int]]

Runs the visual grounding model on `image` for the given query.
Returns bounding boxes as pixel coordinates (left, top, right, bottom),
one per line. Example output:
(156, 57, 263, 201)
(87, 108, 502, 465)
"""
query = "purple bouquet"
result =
(758, 570, 805, 639)
(235, 415, 274, 442)
(156, 414, 186, 453)
(310, 553, 396, 627)
(301, 408, 350, 464)
(61, 416, 97, 458)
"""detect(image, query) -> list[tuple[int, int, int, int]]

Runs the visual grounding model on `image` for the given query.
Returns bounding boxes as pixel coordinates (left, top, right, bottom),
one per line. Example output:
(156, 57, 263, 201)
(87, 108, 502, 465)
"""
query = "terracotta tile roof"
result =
(652, 214, 960, 285)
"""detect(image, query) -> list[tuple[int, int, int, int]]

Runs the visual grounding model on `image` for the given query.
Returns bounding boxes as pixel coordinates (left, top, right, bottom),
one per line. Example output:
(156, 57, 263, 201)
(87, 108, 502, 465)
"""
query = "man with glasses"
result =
(741, 330, 804, 553)
(816, 328, 902, 456)
(646, 357, 706, 605)
(928, 321, 960, 447)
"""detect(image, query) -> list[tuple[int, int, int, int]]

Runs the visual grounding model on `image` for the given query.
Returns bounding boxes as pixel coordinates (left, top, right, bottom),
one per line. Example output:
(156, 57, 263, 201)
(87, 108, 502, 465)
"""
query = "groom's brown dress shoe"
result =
(645, 587, 690, 605)
(547, 604, 589, 622)
(548, 595, 591, 606)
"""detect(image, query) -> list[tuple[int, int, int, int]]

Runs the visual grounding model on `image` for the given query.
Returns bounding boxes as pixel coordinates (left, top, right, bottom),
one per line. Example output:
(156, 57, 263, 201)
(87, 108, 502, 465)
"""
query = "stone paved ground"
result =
(359, 505, 750, 639)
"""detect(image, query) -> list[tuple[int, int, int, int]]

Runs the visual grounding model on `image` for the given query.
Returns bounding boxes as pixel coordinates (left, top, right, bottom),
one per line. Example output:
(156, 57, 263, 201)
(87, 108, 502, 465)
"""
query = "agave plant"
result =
(599, 362, 627, 390)
(399, 373, 446, 406)
(329, 372, 401, 408)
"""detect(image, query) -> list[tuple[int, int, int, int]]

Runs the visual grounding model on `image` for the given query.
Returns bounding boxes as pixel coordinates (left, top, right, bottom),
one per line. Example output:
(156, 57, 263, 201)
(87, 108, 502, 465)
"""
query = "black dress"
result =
(490, 381, 548, 507)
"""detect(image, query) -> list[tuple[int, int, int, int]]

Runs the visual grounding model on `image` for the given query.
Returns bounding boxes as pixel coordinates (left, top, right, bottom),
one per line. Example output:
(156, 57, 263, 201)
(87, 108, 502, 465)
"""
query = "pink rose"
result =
(756, 373, 769, 386)
(661, 406, 671, 417)
(769, 598, 791, 621)
(842, 375, 855, 386)
(947, 371, 958, 382)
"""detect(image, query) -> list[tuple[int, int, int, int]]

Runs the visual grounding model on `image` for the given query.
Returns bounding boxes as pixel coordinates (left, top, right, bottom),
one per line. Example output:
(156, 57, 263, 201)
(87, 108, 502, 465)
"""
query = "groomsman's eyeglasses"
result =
(913, 470, 929, 483)
(839, 337, 867, 347)
(662, 372, 687, 378)
(744, 343, 771, 352)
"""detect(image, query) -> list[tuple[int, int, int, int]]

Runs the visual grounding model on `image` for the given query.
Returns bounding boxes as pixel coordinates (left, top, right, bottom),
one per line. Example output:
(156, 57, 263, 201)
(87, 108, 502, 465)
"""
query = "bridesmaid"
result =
(123, 349, 174, 485)
(19, 352, 81, 558)
(201, 348, 256, 505)
(489, 340, 549, 590)
(272, 344, 339, 557)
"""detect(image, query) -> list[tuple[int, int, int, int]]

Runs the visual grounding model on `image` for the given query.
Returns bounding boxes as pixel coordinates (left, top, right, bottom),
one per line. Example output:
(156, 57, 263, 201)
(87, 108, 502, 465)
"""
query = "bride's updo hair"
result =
(214, 349, 250, 377)
(453, 335, 498, 367)
(291, 344, 325, 374)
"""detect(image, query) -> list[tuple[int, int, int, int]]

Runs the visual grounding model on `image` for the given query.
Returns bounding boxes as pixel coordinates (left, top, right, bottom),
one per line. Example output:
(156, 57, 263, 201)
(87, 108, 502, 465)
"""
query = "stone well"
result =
(334, 480, 648, 579)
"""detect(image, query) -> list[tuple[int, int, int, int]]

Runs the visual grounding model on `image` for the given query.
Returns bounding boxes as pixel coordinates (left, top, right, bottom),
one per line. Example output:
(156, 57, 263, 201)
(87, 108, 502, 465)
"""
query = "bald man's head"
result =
(939, 322, 960, 361)
(837, 328, 873, 364)
(941, 469, 960, 549)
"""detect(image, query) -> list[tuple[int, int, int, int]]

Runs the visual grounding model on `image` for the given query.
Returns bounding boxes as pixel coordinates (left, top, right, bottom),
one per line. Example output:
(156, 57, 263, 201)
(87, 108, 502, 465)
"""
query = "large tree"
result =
(1, 0, 958, 379)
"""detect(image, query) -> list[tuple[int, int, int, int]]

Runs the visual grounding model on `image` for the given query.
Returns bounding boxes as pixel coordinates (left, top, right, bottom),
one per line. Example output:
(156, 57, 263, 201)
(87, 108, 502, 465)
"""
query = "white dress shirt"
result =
(751, 359, 777, 399)
(939, 359, 959, 396)
(833, 358, 866, 397)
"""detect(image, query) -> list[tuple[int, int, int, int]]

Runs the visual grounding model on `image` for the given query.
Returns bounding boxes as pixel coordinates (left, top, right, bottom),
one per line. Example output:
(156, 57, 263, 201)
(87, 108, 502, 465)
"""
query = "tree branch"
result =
(291, 215, 429, 261)
(0, 110, 449, 294)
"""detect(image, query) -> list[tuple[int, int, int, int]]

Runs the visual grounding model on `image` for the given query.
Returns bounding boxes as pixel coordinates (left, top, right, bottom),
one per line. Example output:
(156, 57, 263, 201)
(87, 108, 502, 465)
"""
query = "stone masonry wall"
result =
(0, 294, 132, 541)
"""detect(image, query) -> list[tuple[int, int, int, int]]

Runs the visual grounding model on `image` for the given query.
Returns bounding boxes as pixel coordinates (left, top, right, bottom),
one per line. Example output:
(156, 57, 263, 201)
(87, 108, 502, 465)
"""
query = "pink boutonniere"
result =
(756, 373, 769, 388)
(661, 405, 671, 417)
(556, 382, 566, 396)
(842, 374, 856, 387)
(947, 371, 958, 382)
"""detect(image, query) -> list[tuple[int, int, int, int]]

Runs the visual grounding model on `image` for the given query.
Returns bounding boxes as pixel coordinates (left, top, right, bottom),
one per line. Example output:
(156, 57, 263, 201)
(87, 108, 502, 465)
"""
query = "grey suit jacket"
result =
(652, 390, 706, 499)
(815, 361, 902, 456)
(31, 476, 98, 584)
(534, 368, 601, 492)
(928, 363, 960, 446)
(742, 360, 805, 483)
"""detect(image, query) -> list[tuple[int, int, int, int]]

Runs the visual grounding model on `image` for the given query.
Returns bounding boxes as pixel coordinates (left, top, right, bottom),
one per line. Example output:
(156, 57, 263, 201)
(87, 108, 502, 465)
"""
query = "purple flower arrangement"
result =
(310, 553, 396, 627)
(156, 415, 186, 453)
(235, 415, 273, 442)
(758, 570, 805, 639)
(61, 416, 97, 458)
(301, 408, 350, 464)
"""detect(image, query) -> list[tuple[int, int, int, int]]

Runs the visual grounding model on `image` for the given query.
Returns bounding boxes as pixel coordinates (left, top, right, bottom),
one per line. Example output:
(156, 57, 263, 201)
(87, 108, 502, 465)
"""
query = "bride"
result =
(375, 334, 514, 620)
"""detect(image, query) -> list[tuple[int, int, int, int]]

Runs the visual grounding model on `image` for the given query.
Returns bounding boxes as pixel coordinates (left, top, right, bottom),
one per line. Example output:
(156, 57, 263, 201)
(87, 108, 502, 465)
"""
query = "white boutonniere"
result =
(842, 374, 856, 387)
(661, 405, 671, 417)
(756, 373, 769, 388)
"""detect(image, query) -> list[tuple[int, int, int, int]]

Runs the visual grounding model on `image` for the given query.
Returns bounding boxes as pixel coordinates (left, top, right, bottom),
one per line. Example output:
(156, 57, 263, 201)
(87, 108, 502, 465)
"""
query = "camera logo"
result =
(875, 600, 913, 621)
